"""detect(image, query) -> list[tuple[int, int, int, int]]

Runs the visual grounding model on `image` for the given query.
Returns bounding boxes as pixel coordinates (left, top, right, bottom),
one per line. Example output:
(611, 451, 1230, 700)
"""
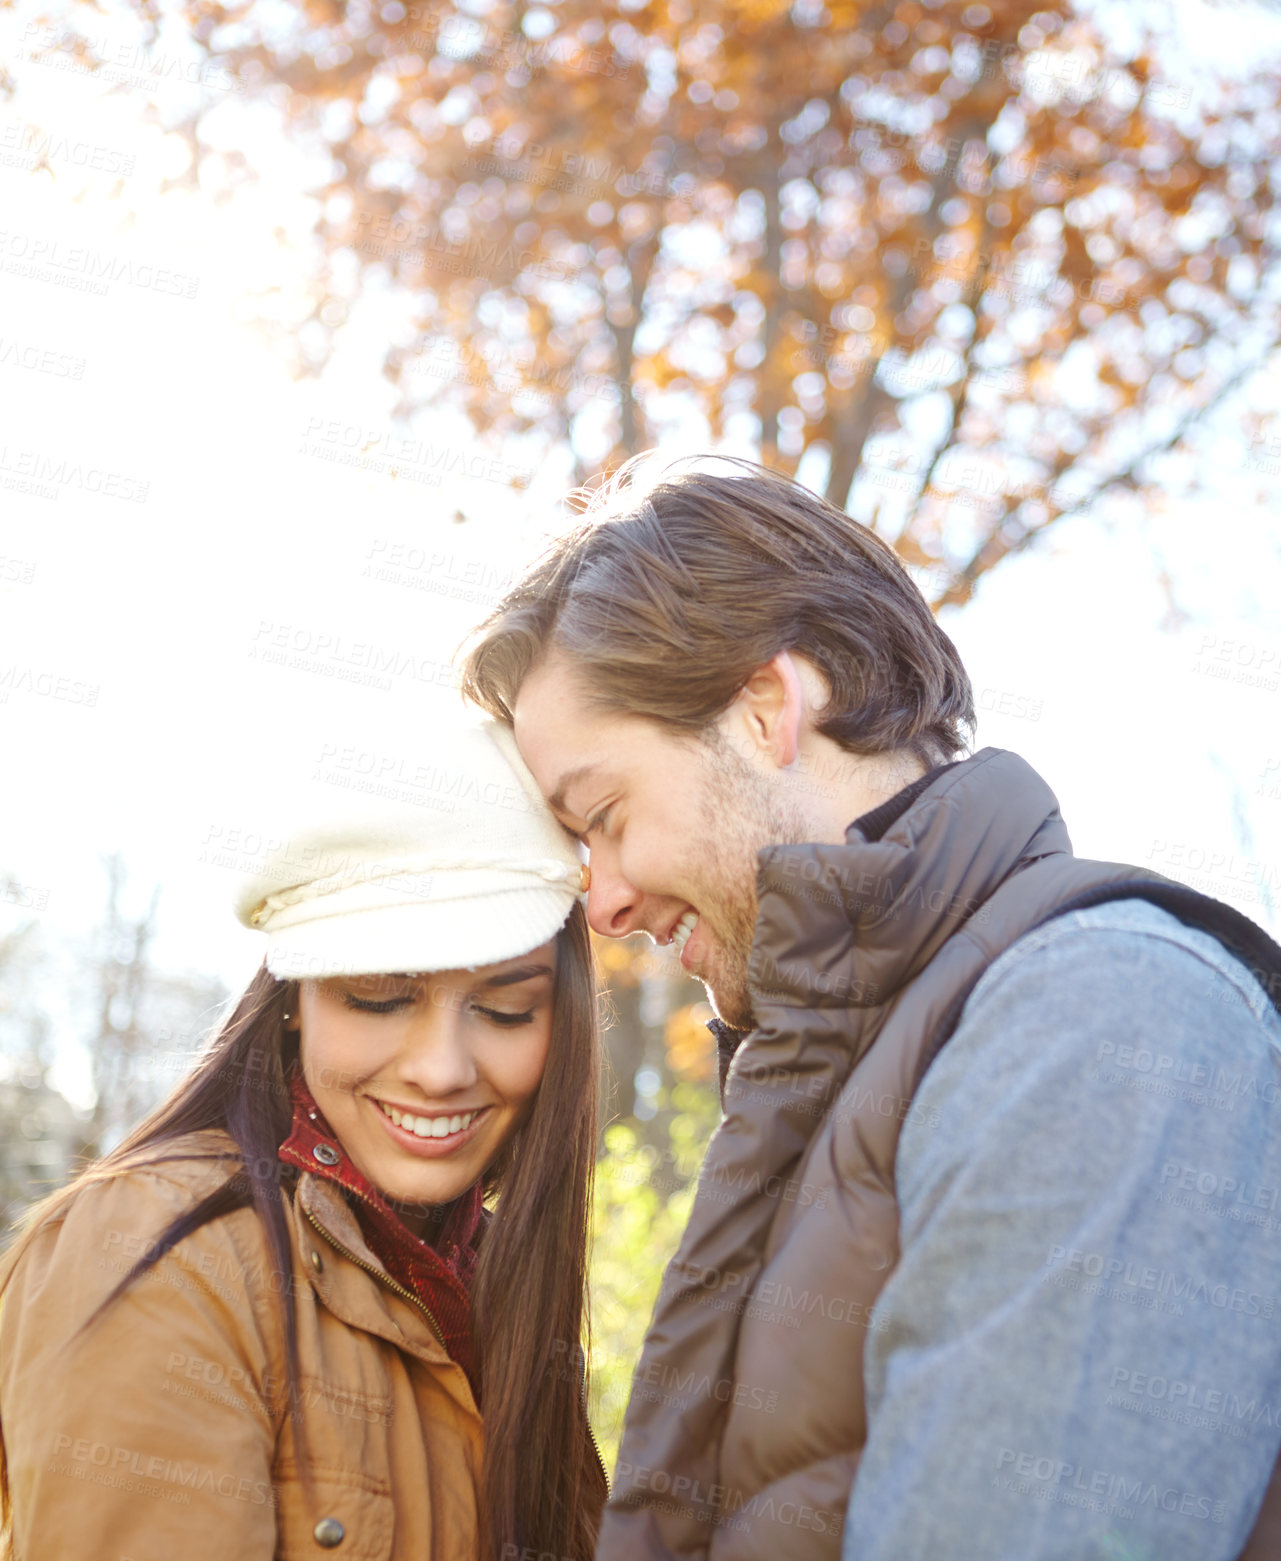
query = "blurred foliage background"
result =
(147, 0, 1276, 596)
(8, 0, 1281, 598)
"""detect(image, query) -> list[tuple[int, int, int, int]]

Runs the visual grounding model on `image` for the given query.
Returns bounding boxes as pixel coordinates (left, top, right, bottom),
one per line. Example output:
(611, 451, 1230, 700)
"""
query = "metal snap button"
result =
(312, 1143, 340, 1166)
(313, 1516, 345, 1547)
(310, 1250, 323, 1274)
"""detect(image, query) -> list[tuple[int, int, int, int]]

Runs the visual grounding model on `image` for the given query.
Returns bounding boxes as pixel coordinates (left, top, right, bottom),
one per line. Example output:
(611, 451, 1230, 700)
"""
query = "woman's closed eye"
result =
(341, 993, 414, 1015)
(471, 1004, 536, 1028)
(337, 987, 538, 1025)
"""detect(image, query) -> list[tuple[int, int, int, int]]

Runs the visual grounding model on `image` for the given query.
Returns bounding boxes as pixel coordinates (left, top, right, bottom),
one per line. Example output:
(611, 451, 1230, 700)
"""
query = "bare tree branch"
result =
(932, 341, 1279, 611)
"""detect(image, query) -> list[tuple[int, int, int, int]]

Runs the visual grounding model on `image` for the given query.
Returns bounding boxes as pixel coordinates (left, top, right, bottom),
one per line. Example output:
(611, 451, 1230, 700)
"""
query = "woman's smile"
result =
(367, 1095, 493, 1158)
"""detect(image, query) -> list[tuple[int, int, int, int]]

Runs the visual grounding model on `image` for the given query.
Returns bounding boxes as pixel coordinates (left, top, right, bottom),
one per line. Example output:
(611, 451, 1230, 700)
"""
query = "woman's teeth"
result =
(378, 1102, 481, 1139)
(671, 910, 698, 954)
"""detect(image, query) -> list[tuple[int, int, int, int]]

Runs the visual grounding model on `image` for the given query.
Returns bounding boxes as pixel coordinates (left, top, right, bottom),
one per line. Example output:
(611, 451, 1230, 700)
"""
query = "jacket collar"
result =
(278, 1068, 483, 1277)
(746, 746, 1071, 1015)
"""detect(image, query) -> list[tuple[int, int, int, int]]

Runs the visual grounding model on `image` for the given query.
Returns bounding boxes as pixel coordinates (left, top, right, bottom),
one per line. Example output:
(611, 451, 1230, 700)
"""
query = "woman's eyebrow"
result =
(478, 963, 554, 989)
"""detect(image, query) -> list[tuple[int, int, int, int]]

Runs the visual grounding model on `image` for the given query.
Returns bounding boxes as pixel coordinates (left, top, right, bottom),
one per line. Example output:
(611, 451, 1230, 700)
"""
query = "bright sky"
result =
(2, 0, 1280, 1110)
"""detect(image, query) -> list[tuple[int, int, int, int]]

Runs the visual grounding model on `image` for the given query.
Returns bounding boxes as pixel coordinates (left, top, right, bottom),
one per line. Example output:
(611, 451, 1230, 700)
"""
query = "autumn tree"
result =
(16, 0, 1275, 606)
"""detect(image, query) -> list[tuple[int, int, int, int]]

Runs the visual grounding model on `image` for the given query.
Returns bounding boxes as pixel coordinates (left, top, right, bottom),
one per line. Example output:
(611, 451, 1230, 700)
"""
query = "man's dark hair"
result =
(461, 454, 975, 768)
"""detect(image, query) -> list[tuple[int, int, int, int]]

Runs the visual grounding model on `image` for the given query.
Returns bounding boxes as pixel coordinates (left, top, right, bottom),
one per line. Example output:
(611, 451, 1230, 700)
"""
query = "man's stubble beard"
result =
(691, 734, 812, 1032)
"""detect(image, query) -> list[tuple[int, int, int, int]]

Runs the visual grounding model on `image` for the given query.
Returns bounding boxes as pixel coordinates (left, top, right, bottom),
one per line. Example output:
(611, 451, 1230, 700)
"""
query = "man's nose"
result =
(585, 855, 644, 939)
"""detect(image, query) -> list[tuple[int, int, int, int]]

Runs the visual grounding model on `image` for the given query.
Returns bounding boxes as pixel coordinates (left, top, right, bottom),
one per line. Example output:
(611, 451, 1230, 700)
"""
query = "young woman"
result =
(0, 721, 608, 1560)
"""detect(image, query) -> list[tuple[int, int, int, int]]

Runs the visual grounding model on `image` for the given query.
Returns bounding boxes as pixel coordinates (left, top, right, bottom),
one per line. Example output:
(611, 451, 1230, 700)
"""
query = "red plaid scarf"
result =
(278, 1069, 484, 1391)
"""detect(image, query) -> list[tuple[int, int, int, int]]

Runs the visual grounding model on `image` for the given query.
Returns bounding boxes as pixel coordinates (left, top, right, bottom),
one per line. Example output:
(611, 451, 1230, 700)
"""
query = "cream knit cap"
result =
(233, 720, 586, 978)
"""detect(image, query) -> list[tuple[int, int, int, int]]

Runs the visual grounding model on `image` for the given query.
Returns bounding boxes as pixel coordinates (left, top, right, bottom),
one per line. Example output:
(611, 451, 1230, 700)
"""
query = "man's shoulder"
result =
(901, 896, 1281, 1182)
(967, 894, 1280, 1028)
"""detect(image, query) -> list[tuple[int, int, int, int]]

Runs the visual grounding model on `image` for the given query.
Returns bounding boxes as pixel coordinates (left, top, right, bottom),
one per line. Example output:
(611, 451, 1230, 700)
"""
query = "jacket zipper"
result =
(301, 1202, 447, 1349)
(588, 1422, 610, 1493)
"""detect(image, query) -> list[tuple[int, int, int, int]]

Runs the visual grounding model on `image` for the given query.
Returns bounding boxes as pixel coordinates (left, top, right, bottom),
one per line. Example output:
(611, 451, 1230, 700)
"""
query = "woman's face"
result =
(296, 939, 556, 1226)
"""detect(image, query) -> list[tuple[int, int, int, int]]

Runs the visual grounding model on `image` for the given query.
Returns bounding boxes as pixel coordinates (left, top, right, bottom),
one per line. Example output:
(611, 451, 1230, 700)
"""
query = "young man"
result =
(461, 457, 1281, 1561)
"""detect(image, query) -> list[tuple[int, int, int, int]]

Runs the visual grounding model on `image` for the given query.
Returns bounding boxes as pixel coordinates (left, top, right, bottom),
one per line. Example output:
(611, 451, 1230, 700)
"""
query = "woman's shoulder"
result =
(3, 1128, 284, 1304)
(0, 1131, 295, 1467)
(109, 1125, 250, 1193)
(62, 1127, 252, 1231)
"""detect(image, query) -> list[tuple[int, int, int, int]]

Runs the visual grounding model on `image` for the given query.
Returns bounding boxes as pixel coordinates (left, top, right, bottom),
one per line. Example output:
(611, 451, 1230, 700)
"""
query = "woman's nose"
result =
(397, 996, 481, 1094)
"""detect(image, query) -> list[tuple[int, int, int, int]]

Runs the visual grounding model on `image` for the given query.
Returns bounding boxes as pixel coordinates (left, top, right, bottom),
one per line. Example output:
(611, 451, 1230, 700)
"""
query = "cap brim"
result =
(262, 887, 576, 979)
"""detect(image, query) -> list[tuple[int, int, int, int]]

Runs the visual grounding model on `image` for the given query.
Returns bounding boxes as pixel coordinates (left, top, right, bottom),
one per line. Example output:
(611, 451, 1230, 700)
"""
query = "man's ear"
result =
(729, 651, 805, 770)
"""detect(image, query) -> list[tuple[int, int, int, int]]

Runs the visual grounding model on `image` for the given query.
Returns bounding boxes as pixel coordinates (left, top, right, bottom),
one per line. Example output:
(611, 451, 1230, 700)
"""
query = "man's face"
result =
(514, 658, 807, 1030)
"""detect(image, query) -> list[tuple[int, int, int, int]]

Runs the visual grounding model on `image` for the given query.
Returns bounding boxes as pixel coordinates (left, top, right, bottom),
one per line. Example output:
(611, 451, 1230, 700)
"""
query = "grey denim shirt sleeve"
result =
(842, 898, 1281, 1561)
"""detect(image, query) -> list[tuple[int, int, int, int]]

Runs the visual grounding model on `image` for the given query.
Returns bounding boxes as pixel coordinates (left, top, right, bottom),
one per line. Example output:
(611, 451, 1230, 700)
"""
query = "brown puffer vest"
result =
(598, 747, 1281, 1561)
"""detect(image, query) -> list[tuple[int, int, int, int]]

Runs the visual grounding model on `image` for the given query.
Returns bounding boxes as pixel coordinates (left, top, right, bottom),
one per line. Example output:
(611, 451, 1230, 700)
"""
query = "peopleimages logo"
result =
(0, 664, 99, 707)
(47, 1434, 273, 1506)
(993, 1447, 1221, 1521)
(1159, 1160, 1280, 1211)
(246, 621, 461, 693)
(19, 23, 243, 95)
(633, 1359, 779, 1414)
(0, 445, 148, 502)
(1043, 1244, 1275, 1319)
(0, 336, 87, 379)
(1096, 1037, 1280, 1105)
(611, 1461, 840, 1537)
(1108, 1367, 1281, 1432)
(0, 122, 136, 176)
(0, 230, 199, 298)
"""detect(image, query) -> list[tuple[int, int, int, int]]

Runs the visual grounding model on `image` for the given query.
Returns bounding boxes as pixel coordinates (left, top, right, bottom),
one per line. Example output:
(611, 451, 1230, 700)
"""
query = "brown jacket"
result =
(0, 1129, 483, 1559)
(600, 747, 1281, 1560)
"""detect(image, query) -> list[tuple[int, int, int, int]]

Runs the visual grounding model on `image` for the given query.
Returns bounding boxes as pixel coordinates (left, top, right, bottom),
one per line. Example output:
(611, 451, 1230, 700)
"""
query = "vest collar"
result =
(749, 746, 1072, 1014)
(846, 756, 961, 843)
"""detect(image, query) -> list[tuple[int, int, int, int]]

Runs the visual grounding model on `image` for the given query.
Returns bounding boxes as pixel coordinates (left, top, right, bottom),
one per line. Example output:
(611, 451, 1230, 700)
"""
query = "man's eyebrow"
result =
(547, 763, 600, 816)
(478, 963, 554, 989)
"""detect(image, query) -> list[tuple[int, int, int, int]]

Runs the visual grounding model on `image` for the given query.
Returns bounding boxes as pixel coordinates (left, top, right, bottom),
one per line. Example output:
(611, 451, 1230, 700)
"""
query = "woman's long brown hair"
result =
(0, 902, 607, 1560)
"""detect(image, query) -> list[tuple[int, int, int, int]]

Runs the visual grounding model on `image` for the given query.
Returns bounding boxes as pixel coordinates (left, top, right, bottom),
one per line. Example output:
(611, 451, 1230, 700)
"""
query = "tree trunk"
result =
(599, 981, 646, 1140)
